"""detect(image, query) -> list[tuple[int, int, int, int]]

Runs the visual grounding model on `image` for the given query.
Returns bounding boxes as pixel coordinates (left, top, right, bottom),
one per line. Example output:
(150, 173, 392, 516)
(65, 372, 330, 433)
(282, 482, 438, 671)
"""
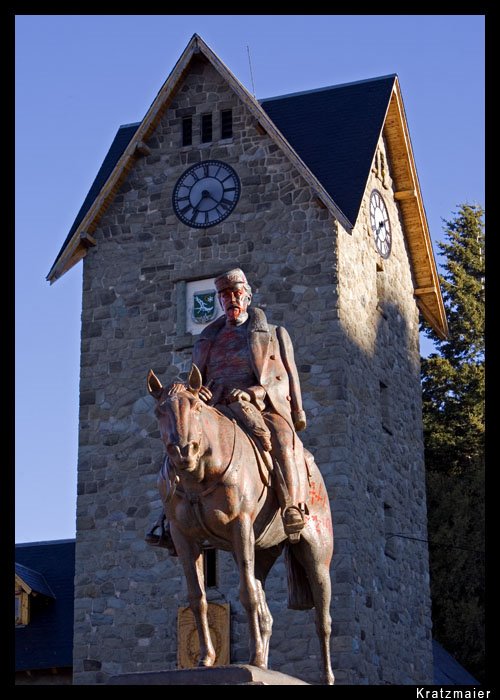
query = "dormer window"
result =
(15, 563, 55, 627)
(15, 590, 29, 626)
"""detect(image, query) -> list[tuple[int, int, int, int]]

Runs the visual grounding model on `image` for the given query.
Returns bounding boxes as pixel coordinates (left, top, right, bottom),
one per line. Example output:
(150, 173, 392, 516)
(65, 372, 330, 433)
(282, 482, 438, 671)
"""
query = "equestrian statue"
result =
(146, 268, 334, 684)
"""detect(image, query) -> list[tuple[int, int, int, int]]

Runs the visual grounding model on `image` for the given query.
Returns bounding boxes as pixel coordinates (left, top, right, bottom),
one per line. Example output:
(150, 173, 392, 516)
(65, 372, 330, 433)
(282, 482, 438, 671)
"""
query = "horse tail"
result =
(284, 543, 314, 610)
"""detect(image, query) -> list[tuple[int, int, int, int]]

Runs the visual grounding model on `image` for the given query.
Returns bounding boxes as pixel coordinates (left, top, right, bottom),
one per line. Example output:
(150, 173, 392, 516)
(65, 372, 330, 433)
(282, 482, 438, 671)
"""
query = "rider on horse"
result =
(146, 267, 309, 550)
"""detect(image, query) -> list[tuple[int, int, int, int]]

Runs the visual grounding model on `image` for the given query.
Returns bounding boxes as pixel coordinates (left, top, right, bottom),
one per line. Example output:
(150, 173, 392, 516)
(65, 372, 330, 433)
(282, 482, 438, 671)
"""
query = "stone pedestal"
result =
(107, 664, 309, 685)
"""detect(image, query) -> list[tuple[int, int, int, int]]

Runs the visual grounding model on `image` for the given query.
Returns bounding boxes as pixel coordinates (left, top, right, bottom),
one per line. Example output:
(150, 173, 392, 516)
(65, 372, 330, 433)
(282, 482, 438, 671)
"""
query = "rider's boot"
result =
(272, 459, 306, 543)
(282, 505, 305, 543)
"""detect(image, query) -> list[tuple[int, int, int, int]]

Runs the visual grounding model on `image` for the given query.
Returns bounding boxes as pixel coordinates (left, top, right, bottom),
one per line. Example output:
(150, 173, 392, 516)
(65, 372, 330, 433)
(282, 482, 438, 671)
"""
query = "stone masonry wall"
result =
(334, 134, 433, 684)
(73, 56, 342, 685)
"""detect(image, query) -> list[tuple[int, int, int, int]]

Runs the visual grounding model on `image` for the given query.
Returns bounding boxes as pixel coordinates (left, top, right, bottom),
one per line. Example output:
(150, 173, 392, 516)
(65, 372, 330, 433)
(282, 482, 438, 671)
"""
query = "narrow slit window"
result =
(182, 117, 192, 147)
(221, 110, 233, 139)
(380, 381, 392, 435)
(376, 262, 388, 319)
(379, 151, 387, 187)
(201, 114, 213, 143)
(384, 503, 398, 560)
(204, 548, 217, 588)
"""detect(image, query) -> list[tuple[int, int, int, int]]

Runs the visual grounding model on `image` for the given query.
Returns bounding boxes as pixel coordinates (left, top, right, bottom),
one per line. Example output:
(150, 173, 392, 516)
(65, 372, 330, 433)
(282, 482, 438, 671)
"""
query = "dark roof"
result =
(15, 540, 75, 671)
(260, 75, 396, 226)
(16, 562, 56, 598)
(432, 640, 479, 685)
(52, 123, 140, 270)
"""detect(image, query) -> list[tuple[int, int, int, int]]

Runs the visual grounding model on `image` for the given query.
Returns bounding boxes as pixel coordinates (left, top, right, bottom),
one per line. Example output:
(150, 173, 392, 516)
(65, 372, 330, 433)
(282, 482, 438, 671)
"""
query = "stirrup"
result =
(145, 523, 163, 546)
(145, 521, 178, 556)
(282, 505, 305, 542)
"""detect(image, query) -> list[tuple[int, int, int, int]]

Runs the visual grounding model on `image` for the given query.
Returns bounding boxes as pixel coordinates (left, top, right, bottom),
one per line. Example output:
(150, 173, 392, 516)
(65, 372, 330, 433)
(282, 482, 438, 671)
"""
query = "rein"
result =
(175, 417, 239, 548)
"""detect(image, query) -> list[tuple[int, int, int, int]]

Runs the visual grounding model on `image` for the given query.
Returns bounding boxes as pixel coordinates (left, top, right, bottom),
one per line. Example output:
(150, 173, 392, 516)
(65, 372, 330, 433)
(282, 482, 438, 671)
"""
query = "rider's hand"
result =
(227, 389, 251, 403)
(293, 410, 307, 432)
(168, 382, 185, 395)
(199, 385, 213, 403)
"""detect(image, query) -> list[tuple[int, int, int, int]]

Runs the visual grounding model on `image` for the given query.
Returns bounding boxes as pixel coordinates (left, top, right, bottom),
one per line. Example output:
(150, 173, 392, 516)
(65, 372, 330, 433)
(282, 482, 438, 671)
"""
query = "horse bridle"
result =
(175, 417, 237, 501)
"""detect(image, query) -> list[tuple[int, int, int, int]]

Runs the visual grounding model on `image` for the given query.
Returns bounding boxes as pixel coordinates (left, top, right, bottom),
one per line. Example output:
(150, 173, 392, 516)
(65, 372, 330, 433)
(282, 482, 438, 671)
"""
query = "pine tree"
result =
(421, 204, 485, 681)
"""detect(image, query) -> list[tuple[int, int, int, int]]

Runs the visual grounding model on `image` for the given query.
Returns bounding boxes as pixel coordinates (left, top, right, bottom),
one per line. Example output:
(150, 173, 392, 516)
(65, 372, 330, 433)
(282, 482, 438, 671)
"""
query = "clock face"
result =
(369, 189, 392, 258)
(172, 160, 240, 228)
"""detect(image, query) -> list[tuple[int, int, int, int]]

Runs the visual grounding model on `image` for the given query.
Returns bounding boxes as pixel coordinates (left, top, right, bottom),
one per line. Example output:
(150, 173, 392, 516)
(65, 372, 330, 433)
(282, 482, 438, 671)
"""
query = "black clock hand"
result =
(195, 189, 217, 207)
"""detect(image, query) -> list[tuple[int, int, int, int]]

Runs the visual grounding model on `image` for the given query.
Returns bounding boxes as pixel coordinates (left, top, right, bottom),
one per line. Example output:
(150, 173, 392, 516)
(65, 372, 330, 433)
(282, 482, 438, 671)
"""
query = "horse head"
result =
(147, 365, 206, 479)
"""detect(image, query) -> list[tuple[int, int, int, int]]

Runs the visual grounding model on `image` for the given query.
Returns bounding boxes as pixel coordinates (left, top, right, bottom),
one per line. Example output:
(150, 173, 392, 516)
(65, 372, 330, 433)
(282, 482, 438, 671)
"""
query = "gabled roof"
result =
(46, 34, 447, 338)
(15, 562, 56, 598)
(15, 540, 75, 671)
(261, 76, 396, 227)
(46, 33, 349, 286)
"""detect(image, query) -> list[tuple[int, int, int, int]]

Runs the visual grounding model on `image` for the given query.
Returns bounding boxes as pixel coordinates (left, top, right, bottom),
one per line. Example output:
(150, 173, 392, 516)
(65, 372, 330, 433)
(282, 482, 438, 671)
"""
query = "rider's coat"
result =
(192, 307, 307, 432)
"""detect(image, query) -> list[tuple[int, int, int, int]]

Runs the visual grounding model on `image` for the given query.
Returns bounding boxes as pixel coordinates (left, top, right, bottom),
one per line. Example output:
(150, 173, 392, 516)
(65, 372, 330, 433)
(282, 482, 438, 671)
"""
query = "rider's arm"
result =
(276, 326, 307, 431)
(246, 385, 267, 411)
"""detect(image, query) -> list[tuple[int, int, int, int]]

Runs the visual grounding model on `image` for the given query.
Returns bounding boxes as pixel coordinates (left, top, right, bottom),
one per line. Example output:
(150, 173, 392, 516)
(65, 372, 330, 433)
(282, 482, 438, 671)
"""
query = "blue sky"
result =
(15, 14, 485, 543)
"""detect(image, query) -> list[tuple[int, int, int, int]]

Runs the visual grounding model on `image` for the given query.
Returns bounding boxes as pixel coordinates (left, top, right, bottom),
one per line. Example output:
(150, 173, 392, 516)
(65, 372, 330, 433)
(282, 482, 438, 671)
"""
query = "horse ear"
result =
(147, 369, 163, 400)
(188, 364, 203, 395)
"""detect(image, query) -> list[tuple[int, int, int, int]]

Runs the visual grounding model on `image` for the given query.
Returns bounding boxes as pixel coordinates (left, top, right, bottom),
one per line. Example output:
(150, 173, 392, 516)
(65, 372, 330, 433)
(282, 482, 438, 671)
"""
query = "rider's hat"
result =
(214, 268, 249, 292)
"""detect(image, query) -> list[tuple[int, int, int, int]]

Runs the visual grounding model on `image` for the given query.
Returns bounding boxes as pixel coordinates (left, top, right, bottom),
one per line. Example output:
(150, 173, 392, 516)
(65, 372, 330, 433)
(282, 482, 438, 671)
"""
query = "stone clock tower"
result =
(48, 34, 447, 685)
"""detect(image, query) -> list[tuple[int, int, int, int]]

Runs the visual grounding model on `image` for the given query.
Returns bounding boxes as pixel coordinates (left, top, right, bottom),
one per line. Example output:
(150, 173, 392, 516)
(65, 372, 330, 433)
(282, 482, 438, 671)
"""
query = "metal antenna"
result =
(246, 45, 256, 98)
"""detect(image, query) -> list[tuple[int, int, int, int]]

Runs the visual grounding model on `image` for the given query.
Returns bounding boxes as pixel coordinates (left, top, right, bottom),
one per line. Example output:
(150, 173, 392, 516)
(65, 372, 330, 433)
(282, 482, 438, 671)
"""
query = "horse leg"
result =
(232, 516, 266, 668)
(254, 546, 281, 667)
(311, 563, 335, 685)
(173, 527, 216, 667)
(293, 543, 335, 685)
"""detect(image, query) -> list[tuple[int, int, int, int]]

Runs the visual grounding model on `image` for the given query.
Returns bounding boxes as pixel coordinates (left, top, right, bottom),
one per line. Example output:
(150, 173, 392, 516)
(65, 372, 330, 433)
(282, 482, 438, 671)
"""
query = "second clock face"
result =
(370, 189, 392, 259)
(172, 160, 240, 228)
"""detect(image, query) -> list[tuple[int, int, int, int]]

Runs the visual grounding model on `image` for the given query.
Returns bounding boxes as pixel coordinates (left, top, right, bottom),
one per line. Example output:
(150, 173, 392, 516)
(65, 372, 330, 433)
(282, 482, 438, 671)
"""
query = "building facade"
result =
(48, 35, 447, 685)
(15, 540, 75, 684)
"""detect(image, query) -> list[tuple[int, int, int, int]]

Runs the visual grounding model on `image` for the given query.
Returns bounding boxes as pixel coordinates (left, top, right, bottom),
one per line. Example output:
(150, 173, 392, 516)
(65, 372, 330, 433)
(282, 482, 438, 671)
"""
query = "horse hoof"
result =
(198, 656, 216, 667)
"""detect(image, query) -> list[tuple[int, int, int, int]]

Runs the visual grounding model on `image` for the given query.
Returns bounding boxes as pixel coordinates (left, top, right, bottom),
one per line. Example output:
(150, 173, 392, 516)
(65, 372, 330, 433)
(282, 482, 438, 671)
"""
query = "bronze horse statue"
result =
(147, 364, 334, 685)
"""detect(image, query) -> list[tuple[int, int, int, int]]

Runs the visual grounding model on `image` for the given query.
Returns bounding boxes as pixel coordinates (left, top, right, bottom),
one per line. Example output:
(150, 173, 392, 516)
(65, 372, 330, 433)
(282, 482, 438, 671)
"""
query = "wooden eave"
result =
(47, 34, 350, 285)
(382, 79, 448, 339)
(15, 574, 33, 595)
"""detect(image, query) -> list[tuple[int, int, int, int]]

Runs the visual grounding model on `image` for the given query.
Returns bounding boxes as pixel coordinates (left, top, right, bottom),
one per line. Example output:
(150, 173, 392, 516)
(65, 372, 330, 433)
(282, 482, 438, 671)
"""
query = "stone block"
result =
(108, 665, 309, 685)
